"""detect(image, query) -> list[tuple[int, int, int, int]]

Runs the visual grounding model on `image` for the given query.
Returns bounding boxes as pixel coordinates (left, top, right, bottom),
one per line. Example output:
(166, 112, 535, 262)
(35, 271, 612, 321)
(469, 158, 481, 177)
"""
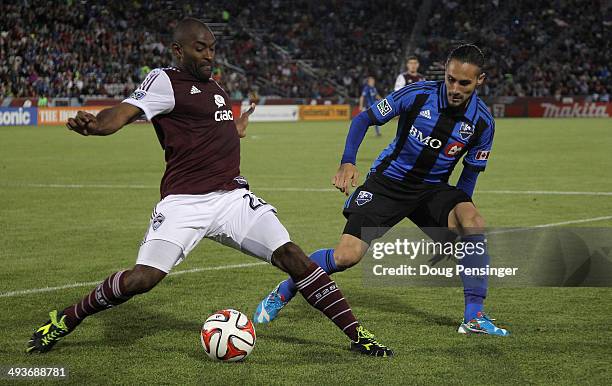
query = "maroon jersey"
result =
(403, 72, 425, 84)
(394, 71, 426, 91)
(124, 68, 244, 198)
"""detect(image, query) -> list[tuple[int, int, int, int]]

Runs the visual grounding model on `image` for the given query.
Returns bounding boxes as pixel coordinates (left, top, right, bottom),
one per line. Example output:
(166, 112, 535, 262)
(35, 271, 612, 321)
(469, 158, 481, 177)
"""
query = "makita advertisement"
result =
(529, 102, 611, 118)
(488, 98, 611, 118)
(0, 107, 38, 126)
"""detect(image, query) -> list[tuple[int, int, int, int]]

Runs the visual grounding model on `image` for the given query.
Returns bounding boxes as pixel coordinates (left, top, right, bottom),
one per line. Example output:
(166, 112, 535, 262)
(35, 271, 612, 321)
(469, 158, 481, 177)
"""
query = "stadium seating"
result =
(419, 0, 611, 99)
(0, 0, 609, 100)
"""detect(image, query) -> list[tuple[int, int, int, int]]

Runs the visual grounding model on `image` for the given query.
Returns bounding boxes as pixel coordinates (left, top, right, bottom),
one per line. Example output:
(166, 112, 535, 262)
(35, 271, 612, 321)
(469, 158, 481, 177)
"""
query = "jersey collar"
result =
(437, 81, 479, 124)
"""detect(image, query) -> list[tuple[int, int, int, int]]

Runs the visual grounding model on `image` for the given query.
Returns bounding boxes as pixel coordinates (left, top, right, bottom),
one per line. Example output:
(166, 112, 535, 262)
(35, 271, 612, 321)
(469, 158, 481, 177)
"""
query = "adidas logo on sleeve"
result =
(419, 109, 431, 119)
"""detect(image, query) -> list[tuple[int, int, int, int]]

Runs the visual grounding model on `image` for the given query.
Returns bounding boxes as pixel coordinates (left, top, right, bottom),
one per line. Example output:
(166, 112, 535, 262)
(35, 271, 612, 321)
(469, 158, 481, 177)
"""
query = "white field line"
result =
(2, 183, 612, 196)
(0, 262, 266, 298)
(531, 216, 612, 227)
(479, 190, 612, 196)
(2, 215, 612, 298)
(488, 215, 612, 236)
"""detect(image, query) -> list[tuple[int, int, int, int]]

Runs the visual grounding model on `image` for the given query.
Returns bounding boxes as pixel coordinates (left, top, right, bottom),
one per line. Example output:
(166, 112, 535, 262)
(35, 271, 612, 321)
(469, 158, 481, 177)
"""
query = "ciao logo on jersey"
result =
(214, 94, 225, 108)
(213, 94, 234, 122)
(409, 125, 442, 149)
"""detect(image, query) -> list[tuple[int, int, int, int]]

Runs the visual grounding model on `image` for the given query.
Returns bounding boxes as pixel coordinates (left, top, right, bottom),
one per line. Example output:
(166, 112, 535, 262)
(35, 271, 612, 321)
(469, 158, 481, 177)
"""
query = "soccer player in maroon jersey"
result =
(394, 56, 426, 91)
(27, 18, 392, 357)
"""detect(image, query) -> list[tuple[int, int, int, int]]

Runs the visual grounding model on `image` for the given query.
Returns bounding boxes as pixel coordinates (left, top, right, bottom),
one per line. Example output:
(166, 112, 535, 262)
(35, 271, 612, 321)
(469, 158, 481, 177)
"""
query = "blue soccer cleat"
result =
(253, 284, 288, 324)
(457, 312, 510, 336)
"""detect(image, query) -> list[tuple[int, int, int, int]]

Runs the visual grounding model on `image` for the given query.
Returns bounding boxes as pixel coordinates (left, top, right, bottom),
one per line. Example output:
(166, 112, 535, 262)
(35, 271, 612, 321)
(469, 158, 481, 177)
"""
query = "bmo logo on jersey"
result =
(409, 126, 442, 149)
(213, 94, 234, 122)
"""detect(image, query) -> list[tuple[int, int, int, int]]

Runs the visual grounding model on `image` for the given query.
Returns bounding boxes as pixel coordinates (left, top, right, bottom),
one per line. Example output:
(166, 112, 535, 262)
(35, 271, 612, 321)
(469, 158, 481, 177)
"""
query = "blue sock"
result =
(458, 234, 489, 321)
(277, 249, 342, 302)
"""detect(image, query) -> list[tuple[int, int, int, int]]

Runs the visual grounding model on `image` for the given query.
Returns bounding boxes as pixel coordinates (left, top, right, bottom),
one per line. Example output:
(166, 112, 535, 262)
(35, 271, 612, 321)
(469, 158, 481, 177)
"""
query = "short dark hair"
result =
(446, 44, 485, 69)
(173, 17, 212, 44)
(407, 56, 419, 62)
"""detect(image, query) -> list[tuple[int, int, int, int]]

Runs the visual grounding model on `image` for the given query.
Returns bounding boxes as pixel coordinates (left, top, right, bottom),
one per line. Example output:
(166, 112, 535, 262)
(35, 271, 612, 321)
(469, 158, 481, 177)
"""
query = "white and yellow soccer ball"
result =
(200, 309, 256, 362)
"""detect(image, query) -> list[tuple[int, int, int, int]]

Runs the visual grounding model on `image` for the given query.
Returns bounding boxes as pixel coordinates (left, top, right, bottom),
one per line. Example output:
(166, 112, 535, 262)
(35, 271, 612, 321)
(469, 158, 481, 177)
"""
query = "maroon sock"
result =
(62, 270, 131, 329)
(293, 262, 359, 341)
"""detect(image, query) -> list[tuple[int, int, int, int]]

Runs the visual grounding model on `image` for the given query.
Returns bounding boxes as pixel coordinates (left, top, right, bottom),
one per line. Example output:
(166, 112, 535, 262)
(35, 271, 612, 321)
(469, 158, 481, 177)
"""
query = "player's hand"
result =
(66, 111, 98, 136)
(332, 163, 360, 196)
(235, 103, 256, 138)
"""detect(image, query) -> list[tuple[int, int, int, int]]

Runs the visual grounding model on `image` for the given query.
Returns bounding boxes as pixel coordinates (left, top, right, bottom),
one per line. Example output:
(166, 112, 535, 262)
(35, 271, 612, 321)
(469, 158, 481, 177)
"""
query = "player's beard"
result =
(447, 92, 468, 108)
(198, 64, 212, 80)
(185, 61, 212, 82)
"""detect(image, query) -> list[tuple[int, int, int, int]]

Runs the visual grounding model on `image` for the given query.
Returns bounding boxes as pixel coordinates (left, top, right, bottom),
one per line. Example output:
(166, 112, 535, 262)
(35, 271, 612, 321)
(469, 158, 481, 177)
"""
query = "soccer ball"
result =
(200, 309, 256, 362)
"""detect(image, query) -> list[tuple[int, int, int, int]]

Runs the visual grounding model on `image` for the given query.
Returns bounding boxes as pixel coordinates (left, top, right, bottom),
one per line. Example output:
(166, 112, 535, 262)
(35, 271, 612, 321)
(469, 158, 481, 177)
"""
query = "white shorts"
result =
(136, 188, 291, 273)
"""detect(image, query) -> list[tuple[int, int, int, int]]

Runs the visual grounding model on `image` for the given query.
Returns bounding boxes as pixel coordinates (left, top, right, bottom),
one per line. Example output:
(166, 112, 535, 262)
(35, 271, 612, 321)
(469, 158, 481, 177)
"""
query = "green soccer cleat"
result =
(349, 326, 394, 357)
(26, 310, 73, 353)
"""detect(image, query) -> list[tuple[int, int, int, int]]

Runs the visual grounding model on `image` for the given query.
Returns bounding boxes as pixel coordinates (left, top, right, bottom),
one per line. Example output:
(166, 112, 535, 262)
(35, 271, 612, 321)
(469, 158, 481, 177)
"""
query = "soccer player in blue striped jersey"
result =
(255, 44, 510, 336)
(360, 76, 382, 136)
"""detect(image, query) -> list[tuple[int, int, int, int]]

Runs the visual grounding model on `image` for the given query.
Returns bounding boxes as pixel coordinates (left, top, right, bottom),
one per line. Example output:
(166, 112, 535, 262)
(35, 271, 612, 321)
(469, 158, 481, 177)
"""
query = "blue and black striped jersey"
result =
(362, 84, 379, 106)
(366, 81, 495, 184)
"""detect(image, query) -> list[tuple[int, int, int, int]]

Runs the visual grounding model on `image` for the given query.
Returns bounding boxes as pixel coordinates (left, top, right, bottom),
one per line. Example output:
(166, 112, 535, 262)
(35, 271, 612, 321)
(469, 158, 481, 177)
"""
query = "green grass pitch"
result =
(0, 119, 611, 384)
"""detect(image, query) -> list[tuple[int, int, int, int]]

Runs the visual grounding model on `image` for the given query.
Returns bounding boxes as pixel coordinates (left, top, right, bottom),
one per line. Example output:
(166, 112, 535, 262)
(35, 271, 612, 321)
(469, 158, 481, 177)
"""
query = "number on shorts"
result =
(243, 193, 268, 211)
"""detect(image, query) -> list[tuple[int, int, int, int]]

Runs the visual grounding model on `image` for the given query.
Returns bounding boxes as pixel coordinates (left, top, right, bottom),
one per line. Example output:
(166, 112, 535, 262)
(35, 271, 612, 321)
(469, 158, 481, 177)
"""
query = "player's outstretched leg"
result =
(27, 264, 166, 353)
(254, 248, 342, 323)
(254, 235, 367, 324)
(270, 242, 392, 357)
(456, 234, 509, 336)
(450, 203, 509, 336)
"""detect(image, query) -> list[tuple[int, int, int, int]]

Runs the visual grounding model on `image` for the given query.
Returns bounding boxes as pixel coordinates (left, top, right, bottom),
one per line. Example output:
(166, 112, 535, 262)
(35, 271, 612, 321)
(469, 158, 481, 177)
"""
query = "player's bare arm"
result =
(66, 103, 142, 136)
(235, 103, 256, 138)
(332, 163, 360, 196)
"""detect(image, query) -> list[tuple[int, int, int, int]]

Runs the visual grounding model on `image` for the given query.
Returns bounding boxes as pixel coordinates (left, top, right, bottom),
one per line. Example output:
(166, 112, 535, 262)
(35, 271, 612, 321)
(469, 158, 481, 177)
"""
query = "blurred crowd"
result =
(1, 0, 609, 100)
(234, 0, 419, 98)
(419, 0, 611, 100)
(0, 1, 263, 100)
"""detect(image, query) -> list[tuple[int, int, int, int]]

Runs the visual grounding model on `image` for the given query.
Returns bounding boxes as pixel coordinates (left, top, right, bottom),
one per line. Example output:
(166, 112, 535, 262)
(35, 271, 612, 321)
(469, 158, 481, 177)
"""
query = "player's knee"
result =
(461, 213, 486, 234)
(271, 242, 310, 276)
(334, 236, 368, 268)
(334, 246, 364, 268)
(123, 266, 166, 295)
